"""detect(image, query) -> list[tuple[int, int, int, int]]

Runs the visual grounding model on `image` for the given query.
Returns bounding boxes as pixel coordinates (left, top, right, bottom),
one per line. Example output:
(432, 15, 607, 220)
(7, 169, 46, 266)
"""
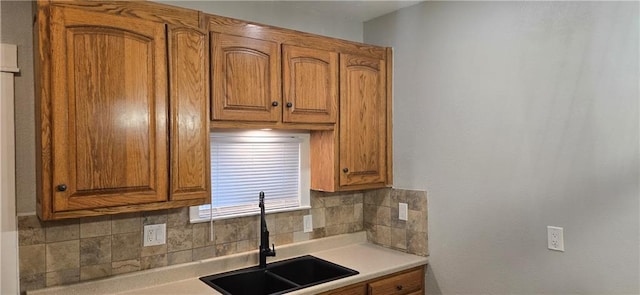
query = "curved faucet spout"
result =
(258, 191, 276, 268)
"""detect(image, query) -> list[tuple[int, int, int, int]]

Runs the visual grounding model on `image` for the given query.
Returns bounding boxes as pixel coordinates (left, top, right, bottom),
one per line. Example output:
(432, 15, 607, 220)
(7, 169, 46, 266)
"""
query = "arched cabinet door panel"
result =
(49, 6, 168, 212)
(339, 54, 387, 187)
(211, 33, 280, 122)
(282, 44, 337, 124)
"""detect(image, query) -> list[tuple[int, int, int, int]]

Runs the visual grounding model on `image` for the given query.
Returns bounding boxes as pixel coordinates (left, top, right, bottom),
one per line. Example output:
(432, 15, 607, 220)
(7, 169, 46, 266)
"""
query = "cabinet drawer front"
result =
(320, 283, 367, 295)
(369, 268, 423, 295)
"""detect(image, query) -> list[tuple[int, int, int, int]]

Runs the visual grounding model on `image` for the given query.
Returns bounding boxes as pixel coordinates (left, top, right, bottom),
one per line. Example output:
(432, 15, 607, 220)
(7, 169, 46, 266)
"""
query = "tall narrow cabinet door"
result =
(169, 27, 210, 201)
(49, 6, 168, 212)
(339, 54, 387, 187)
(282, 45, 337, 123)
(211, 33, 280, 122)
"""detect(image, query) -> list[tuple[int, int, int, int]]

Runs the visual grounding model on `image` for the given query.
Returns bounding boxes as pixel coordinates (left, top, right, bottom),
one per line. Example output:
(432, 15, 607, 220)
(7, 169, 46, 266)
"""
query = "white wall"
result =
(1, 43, 19, 295)
(159, 1, 363, 42)
(365, 1, 639, 294)
(0, 0, 36, 214)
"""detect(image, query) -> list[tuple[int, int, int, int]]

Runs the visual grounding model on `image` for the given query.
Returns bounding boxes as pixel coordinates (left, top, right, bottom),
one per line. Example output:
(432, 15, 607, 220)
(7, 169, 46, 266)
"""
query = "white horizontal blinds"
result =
(209, 135, 301, 218)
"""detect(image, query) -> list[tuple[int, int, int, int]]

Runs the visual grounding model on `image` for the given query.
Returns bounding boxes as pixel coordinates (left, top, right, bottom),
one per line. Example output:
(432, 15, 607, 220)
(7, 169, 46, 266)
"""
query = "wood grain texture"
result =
(339, 54, 387, 188)
(310, 130, 338, 191)
(368, 267, 424, 295)
(318, 266, 425, 295)
(319, 282, 367, 295)
(211, 33, 280, 122)
(50, 0, 200, 27)
(168, 26, 210, 201)
(282, 45, 337, 124)
(35, 0, 52, 220)
(207, 14, 385, 60)
(385, 48, 394, 187)
(44, 198, 208, 220)
(210, 121, 334, 131)
(49, 5, 168, 212)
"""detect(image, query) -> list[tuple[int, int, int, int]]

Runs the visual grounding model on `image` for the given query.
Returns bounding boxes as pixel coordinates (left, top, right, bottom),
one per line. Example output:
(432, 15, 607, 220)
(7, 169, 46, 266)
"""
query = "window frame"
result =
(190, 130, 311, 223)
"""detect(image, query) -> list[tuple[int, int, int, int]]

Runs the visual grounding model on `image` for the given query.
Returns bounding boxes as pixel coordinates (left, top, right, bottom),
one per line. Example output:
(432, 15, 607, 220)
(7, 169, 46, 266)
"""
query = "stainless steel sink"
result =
(199, 255, 358, 295)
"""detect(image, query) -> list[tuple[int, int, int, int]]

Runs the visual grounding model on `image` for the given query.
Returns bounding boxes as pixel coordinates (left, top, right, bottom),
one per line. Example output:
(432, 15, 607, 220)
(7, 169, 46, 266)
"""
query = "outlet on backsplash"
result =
(364, 188, 428, 257)
(399, 203, 408, 221)
(143, 224, 166, 247)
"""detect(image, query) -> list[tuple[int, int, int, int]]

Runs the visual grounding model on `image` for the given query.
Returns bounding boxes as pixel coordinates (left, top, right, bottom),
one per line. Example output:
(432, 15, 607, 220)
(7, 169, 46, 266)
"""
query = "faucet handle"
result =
(271, 243, 276, 256)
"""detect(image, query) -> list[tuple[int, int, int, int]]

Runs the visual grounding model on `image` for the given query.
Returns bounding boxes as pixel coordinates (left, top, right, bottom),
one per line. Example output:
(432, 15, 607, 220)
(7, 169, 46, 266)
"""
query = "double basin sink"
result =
(199, 255, 359, 295)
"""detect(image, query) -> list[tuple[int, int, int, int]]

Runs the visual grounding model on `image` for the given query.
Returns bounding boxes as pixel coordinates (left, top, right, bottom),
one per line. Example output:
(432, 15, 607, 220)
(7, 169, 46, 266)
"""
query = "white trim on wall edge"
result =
(1, 43, 20, 295)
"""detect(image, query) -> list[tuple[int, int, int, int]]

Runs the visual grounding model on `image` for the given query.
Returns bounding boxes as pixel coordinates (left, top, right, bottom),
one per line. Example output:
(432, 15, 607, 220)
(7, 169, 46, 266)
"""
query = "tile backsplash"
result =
(17, 189, 427, 294)
(364, 188, 428, 256)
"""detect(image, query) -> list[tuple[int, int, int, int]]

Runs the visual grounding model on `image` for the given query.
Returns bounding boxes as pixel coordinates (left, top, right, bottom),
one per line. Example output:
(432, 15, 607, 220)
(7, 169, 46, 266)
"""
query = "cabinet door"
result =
(49, 6, 168, 212)
(211, 33, 280, 122)
(169, 26, 210, 201)
(339, 54, 387, 187)
(282, 45, 337, 123)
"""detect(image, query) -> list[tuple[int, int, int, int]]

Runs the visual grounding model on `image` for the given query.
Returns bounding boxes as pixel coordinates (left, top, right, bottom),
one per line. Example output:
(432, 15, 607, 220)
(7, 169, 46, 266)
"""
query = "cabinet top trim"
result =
(47, 0, 201, 28)
(206, 14, 389, 60)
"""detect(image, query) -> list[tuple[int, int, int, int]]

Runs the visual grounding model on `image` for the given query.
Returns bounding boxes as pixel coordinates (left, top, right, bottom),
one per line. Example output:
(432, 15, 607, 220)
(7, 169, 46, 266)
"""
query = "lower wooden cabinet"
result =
(320, 266, 425, 295)
(368, 267, 424, 295)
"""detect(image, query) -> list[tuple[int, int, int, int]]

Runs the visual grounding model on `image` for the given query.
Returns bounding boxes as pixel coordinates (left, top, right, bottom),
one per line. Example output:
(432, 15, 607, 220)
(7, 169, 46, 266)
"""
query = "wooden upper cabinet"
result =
(282, 45, 338, 124)
(211, 33, 280, 122)
(49, 6, 168, 212)
(35, 2, 209, 220)
(168, 26, 211, 201)
(339, 54, 387, 187)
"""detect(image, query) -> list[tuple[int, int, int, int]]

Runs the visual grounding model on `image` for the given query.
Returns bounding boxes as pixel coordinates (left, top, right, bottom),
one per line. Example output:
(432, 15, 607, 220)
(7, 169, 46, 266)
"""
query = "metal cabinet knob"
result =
(286, 102, 293, 108)
(396, 285, 403, 291)
(342, 168, 349, 173)
(272, 101, 279, 107)
(57, 184, 67, 192)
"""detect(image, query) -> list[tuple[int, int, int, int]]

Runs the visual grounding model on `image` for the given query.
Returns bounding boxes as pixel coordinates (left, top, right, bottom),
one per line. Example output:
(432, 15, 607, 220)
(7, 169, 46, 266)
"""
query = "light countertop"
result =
(30, 232, 428, 295)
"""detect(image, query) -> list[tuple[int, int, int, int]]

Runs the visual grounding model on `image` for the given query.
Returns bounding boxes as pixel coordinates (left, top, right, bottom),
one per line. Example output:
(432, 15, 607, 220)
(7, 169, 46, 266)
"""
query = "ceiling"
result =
(272, 1, 423, 22)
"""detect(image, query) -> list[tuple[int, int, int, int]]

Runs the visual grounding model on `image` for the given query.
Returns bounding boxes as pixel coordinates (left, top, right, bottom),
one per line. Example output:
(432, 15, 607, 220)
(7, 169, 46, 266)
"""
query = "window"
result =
(190, 130, 310, 223)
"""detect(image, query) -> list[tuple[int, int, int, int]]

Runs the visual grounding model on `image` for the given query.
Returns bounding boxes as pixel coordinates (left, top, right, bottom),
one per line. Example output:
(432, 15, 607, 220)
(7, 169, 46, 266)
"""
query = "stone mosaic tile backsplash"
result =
(17, 189, 427, 294)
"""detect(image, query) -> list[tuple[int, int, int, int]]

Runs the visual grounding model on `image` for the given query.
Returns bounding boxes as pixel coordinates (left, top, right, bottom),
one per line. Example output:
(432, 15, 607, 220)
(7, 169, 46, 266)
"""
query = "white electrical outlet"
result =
(303, 215, 313, 233)
(144, 223, 166, 247)
(547, 226, 564, 252)
(399, 203, 408, 221)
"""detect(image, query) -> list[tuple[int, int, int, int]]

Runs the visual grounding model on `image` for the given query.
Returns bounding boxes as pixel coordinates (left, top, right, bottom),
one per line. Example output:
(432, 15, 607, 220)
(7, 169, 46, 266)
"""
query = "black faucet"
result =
(259, 191, 275, 268)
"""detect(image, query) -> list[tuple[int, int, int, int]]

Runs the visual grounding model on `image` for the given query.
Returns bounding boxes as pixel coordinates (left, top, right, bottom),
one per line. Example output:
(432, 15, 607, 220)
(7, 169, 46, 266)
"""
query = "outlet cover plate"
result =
(399, 203, 408, 221)
(144, 223, 166, 247)
(547, 226, 564, 252)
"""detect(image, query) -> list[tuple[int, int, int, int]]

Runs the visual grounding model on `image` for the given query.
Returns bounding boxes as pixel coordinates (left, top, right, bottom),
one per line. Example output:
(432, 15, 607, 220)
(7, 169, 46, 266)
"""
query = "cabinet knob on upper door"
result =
(56, 184, 67, 192)
(272, 101, 279, 107)
(286, 102, 293, 108)
(342, 168, 349, 173)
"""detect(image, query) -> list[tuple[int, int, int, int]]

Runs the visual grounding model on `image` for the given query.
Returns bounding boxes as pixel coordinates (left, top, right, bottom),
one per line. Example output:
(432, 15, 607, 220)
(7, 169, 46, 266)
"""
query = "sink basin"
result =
(200, 267, 297, 295)
(268, 255, 358, 286)
(200, 255, 358, 295)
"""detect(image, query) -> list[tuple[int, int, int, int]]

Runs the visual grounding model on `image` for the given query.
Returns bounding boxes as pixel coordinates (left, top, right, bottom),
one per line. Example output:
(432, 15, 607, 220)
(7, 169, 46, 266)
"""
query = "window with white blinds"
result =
(190, 131, 310, 222)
